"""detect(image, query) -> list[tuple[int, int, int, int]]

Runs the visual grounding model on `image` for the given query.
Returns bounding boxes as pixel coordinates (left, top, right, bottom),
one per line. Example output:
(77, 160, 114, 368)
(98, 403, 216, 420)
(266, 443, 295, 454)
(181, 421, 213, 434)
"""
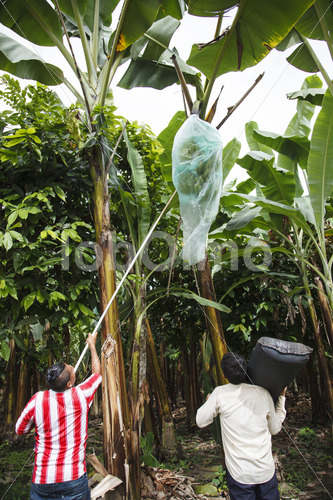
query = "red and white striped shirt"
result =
(16, 373, 102, 484)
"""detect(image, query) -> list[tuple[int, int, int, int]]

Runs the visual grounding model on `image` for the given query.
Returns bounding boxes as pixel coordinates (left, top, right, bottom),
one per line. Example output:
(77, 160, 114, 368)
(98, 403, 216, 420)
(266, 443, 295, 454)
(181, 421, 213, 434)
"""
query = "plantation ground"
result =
(0, 392, 332, 499)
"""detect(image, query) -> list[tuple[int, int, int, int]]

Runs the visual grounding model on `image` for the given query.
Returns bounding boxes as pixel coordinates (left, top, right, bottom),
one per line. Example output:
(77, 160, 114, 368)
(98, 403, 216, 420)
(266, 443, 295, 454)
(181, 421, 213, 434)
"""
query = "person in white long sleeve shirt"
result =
(196, 352, 286, 500)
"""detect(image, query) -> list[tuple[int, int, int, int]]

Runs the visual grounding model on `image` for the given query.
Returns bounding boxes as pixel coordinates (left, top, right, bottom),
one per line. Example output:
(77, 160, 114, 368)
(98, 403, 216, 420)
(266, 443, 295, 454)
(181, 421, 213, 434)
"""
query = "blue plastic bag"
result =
(172, 115, 223, 265)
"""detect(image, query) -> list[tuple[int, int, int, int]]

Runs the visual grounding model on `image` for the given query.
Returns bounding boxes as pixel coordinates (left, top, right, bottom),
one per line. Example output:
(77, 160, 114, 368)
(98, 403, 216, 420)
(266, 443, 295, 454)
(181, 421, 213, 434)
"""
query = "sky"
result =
(0, 7, 332, 176)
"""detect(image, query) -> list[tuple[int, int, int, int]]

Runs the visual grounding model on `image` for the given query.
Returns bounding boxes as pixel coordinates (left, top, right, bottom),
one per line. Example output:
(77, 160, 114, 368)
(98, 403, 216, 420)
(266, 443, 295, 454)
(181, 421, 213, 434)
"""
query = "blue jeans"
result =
(30, 473, 90, 500)
(226, 469, 280, 500)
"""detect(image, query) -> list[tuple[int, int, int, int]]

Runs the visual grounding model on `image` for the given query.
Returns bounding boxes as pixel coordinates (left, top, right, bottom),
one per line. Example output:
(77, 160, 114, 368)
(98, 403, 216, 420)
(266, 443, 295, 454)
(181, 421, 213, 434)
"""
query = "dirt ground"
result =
(0, 392, 332, 499)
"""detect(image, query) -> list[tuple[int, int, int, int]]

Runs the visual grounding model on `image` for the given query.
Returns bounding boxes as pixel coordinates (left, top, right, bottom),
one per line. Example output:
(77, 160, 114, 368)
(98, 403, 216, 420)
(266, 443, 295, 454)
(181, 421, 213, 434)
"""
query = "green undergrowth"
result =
(0, 437, 33, 499)
(1, 395, 332, 499)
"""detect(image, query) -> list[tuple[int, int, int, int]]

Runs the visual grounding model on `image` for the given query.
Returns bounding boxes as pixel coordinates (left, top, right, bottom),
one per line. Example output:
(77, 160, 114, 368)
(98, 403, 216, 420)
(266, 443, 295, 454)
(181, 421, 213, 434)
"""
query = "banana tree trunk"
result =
(180, 345, 196, 430)
(197, 254, 228, 385)
(146, 319, 176, 457)
(62, 324, 71, 364)
(159, 341, 176, 407)
(90, 152, 131, 494)
(304, 355, 326, 422)
(14, 360, 28, 423)
(130, 281, 148, 499)
(190, 337, 202, 413)
(303, 272, 333, 420)
(314, 275, 333, 350)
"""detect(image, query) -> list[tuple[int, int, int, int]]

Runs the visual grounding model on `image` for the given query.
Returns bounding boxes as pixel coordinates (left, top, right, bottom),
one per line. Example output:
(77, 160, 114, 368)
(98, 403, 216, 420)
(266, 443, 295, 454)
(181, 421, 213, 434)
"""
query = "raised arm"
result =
(86, 333, 101, 375)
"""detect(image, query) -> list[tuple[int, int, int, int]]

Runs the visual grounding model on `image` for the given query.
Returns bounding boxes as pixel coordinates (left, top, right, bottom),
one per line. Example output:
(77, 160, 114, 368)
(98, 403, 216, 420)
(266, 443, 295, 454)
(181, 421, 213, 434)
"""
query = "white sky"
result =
(0, 8, 332, 175)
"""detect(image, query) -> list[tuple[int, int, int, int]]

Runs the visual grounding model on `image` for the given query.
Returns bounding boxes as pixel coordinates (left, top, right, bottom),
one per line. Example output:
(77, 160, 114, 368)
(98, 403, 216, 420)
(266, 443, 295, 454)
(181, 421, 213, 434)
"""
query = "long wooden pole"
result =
(74, 190, 177, 372)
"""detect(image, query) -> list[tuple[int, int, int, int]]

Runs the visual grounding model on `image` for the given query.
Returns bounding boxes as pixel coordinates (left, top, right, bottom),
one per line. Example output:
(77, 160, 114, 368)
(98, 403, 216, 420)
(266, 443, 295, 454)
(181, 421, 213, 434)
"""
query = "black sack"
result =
(247, 337, 313, 402)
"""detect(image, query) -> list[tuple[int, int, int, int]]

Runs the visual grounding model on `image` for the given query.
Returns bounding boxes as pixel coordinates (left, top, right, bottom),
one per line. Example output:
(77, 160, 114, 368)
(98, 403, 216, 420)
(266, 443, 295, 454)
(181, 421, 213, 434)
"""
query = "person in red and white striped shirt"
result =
(15, 333, 102, 500)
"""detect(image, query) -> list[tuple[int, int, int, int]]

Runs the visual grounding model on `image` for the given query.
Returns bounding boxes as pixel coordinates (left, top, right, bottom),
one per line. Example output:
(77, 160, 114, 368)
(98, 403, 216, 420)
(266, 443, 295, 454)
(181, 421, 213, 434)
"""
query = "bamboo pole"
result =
(74, 190, 177, 372)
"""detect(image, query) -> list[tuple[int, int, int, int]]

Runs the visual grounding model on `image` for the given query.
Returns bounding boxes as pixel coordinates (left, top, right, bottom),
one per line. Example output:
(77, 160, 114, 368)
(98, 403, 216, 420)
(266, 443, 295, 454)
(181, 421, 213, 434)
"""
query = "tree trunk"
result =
(197, 254, 228, 385)
(90, 152, 132, 497)
(304, 355, 326, 422)
(190, 337, 202, 413)
(146, 319, 176, 457)
(62, 324, 71, 364)
(314, 276, 333, 351)
(3, 339, 16, 434)
(180, 345, 196, 430)
(129, 279, 148, 500)
(304, 273, 333, 420)
(14, 360, 28, 423)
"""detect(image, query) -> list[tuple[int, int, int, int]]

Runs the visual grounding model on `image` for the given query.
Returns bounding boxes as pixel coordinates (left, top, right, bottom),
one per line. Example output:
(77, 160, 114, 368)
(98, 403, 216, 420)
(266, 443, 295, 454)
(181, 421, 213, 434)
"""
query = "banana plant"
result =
(118, 0, 316, 119)
(222, 74, 333, 418)
(276, 0, 333, 94)
(0, 1, 187, 496)
(0, 0, 319, 493)
(151, 0, 315, 385)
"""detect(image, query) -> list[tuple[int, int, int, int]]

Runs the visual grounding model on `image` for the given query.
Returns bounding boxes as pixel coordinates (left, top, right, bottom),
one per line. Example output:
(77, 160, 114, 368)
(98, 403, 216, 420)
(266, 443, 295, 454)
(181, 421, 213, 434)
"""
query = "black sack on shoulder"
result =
(247, 337, 313, 402)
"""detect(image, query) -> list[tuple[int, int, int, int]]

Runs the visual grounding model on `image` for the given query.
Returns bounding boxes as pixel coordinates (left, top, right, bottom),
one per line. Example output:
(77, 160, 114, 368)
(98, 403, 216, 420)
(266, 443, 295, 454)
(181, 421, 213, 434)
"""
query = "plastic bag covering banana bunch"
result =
(172, 114, 223, 265)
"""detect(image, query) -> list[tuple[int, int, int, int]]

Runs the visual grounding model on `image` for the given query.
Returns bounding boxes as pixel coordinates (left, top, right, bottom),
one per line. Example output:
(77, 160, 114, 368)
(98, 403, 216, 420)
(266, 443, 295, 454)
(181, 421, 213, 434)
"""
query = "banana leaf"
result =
(0, 0, 63, 46)
(238, 151, 296, 204)
(123, 129, 151, 247)
(307, 89, 333, 230)
(0, 33, 64, 85)
(186, 0, 315, 78)
(252, 130, 310, 170)
(117, 0, 164, 50)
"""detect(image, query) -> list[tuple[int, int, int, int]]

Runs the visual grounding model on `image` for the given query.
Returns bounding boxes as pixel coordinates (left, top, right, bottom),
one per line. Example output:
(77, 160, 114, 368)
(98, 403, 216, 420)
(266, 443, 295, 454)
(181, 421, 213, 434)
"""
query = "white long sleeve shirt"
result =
(196, 383, 286, 484)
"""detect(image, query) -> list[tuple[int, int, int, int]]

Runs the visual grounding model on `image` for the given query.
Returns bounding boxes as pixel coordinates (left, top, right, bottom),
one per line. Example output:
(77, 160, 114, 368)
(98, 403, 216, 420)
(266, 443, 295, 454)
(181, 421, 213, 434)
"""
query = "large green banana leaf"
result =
(117, 54, 201, 90)
(276, 76, 321, 195)
(276, 0, 333, 72)
(251, 130, 310, 170)
(123, 129, 151, 247)
(186, 0, 236, 17)
(245, 122, 274, 155)
(295, 196, 316, 226)
(186, 0, 315, 78)
(237, 151, 296, 204)
(285, 75, 322, 139)
(118, 16, 201, 91)
(287, 40, 319, 73)
(157, 111, 186, 185)
(222, 138, 241, 185)
(0, 0, 63, 46)
(55, 0, 118, 31)
(224, 194, 310, 234)
(307, 88, 333, 231)
(225, 206, 263, 230)
(158, 0, 186, 20)
(117, 0, 164, 50)
(244, 76, 320, 199)
(0, 33, 64, 85)
(0, 0, 178, 91)
(134, 15, 179, 61)
(235, 178, 256, 195)
(295, 0, 333, 40)
(287, 87, 326, 106)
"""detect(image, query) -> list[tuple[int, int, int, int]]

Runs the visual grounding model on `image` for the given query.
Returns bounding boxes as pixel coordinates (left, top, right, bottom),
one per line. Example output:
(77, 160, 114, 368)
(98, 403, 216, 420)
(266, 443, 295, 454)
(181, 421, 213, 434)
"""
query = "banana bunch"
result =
(176, 141, 213, 196)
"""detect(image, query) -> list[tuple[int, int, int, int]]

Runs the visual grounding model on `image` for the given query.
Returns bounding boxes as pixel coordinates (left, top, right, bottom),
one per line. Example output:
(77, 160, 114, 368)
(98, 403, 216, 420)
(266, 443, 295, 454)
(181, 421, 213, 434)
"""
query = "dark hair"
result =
(221, 352, 248, 384)
(46, 363, 70, 392)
